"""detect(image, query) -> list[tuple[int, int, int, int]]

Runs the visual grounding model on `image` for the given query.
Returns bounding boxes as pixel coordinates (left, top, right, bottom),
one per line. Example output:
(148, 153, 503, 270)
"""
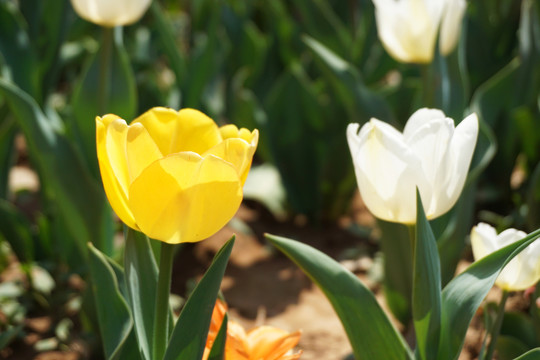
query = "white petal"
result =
(434, 113, 478, 217)
(348, 119, 423, 223)
(470, 223, 500, 260)
(403, 108, 447, 139)
(70, 0, 151, 26)
(439, 0, 467, 55)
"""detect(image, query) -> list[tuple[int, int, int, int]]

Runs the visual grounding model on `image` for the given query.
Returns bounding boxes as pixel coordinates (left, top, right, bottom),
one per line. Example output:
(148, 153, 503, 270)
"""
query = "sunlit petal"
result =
(128, 152, 242, 244)
(96, 115, 138, 229)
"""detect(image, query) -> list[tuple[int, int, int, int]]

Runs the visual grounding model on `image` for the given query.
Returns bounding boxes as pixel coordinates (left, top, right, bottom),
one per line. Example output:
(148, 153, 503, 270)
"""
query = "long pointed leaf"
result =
(163, 237, 235, 360)
(266, 234, 413, 360)
(438, 228, 540, 359)
(88, 243, 133, 360)
(208, 314, 228, 360)
(124, 229, 159, 360)
(0, 79, 110, 256)
(413, 191, 441, 360)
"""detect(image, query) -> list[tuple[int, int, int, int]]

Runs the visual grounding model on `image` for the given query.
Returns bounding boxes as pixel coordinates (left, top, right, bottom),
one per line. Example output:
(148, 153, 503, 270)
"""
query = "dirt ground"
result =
(1, 195, 534, 359)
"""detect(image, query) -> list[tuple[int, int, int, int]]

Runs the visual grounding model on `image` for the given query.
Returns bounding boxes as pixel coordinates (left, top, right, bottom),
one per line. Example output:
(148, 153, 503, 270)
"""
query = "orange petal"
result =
(246, 327, 301, 360)
(128, 152, 242, 243)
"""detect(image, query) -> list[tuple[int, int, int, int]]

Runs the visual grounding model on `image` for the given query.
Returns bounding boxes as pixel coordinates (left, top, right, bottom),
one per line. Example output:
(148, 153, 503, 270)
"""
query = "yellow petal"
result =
(133, 107, 222, 156)
(128, 152, 242, 243)
(203, 132, 258, 186)
(246, 326, 301, 360)
(96, 115, 138, 229)
(125, 123, 162, 182)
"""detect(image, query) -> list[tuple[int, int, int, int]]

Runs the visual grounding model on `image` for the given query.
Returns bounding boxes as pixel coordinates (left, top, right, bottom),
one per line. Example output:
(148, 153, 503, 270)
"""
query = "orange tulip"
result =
(204, 300, 302, 360)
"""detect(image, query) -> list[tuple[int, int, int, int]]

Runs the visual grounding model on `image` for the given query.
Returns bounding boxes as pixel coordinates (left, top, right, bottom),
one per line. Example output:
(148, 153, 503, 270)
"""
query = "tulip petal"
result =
(470, 223, 500, 260)
(434, 113, 478, 217)
(403, 108, 447, 139)
(133, 107, 222, 156)
(439, 0, 467, 55)
(373, 0, 440, 63)
(128, 152, 242, 244)
(204, 128, 259, 185)
(70, 0, 151, 27)
(347, 121, 425, 223)
(96, 115, 138, 229)
(125, 123, 162, 183)
(246, 326, 301, 360)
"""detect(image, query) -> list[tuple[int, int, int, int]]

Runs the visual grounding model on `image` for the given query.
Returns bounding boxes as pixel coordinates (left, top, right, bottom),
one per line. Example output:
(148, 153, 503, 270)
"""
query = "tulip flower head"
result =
(347, 108, 478, 224)
(372, 0, 467, 63)
(96, 107, 258, 244)
(70, 0, 152, 27)
(471, 223, 540, 291)
(204, 300, 302, 360)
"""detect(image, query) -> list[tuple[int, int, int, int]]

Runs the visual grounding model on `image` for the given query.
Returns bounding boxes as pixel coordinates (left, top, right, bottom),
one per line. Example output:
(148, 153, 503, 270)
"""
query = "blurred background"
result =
(0, 0, 539, 359)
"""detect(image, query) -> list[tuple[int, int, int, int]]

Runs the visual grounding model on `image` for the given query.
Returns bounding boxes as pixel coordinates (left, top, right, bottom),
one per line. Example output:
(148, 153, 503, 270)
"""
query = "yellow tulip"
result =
(471, 223, 540, 291)
(70, 0, 151, 27)
(96, 107, 258, 244)
(204, 300, 302, 360)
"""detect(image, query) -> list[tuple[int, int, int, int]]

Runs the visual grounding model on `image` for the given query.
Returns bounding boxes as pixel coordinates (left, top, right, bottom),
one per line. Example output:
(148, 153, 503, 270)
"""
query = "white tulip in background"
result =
(347, 108, 478, 224)
(471, 223, 540, 291)
(372, 0, 467, 63)
(70, 0, 152, 27)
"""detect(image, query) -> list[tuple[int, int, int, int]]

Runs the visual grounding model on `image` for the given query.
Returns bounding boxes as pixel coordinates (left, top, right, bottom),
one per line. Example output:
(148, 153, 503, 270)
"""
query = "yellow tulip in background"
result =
(70, 0, 152, 27)
(96, 107, 259, 244)
(471, 223, 540, 291)
(204, 300, 302, 360)
(372, 0, 467, 63)
(347, 108, 478, 224)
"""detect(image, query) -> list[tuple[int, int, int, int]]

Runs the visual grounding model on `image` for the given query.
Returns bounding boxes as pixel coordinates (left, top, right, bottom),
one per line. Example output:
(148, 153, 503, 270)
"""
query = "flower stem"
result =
(408, 224, 416, 256)
(153, 242, 175, 360)
(98, 27, 113, 115)
(481, 290, 509, 360)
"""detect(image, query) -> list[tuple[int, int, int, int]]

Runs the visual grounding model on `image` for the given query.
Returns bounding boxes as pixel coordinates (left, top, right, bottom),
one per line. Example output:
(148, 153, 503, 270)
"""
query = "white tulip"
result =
(347, 108, 478, 224)
(372, 0, 467, 63)
(70, 0, 152, 27)
(471, 223, 540, 291)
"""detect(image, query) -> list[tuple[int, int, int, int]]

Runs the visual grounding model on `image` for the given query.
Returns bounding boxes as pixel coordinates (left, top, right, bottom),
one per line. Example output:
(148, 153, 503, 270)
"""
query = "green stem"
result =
(98, 27, 114, 115)
(420, 64, 434, 108)
(407, 224, 416, 256)
(482, 290, 509, 360)
(153, 242, 175, 360)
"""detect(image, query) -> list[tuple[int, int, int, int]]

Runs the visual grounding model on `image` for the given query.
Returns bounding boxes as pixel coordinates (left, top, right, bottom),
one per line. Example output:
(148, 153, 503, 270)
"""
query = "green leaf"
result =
(0, 199, 35, 263)
(514, 348, 540, 360)
(0, 79, 111, 257)
(163, 237, 235, 360)
(377, 219, 412, 326)
(124, 229, 159, 360)
(88, 243, 134, 360)
(437, 228, 540, 360)
(0, 324, 23, 350)
(303, 35, 393, 124)
(0, 113, 16, 198)
(495, 336, 532, 360)
(71, 27, 137, 176)
(412, 191, 442, 360)
(266, 234, 413, 360)
(207, 314, 227, 360)
(0, 1, 40, 99)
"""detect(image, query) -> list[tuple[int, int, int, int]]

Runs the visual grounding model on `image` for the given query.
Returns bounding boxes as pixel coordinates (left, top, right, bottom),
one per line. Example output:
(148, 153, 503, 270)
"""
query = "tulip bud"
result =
(347, 108, 478, 224)
(96, 107, 258, 244)
(70, 0, 152, 27)
(471, 223, 540, 291)
(372, 0, 467, 63)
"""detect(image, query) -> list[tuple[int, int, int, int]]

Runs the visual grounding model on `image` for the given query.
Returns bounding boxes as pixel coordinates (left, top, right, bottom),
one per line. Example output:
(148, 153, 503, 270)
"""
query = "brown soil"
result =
(1, 195, 534, 359)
